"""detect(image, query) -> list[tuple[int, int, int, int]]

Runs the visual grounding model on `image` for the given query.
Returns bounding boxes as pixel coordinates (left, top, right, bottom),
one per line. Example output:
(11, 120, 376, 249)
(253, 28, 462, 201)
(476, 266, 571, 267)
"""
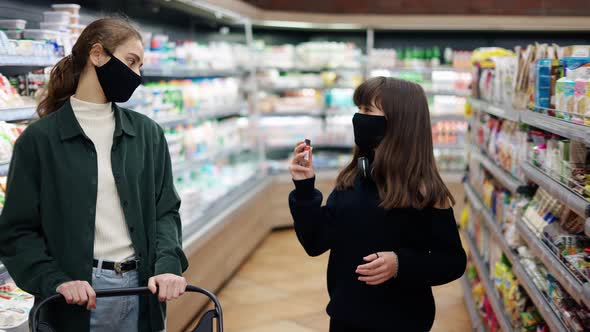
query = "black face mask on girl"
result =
(95, 49, 142, 103)
(352, 113, 387, 157)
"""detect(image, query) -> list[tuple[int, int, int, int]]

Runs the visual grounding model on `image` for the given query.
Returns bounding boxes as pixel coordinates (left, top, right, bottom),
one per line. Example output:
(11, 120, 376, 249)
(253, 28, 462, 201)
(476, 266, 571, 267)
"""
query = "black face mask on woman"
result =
(95, 49, 142, 103)
(352, 113, 387, 157)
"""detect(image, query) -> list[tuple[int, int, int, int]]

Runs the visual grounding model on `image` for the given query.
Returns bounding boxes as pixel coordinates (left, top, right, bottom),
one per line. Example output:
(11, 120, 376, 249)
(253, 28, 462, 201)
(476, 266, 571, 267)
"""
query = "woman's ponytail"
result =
(36, 17, 142, 117)
(36, 54, 82, 117)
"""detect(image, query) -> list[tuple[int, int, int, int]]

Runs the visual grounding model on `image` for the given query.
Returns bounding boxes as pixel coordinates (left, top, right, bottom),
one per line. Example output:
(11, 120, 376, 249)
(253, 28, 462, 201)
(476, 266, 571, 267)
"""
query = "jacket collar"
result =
(58, 99, 137, 141)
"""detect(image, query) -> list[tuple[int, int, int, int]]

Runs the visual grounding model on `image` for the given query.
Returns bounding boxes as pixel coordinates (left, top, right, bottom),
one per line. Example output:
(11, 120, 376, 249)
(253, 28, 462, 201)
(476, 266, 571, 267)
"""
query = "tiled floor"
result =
(217, 229, 471, 332)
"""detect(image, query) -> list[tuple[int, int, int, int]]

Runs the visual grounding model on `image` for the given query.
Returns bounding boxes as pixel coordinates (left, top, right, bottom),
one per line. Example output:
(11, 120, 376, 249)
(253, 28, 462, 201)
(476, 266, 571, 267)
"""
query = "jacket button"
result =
(91, 177, 97, 185)
(123, 201, 128, 208)
(129, 226, 134, 233)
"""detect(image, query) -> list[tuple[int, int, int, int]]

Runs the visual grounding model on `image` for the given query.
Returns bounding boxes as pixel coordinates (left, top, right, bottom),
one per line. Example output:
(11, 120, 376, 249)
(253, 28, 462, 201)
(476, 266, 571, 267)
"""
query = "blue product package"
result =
(561, 56, 590, 78)
(535, 59, 553, 112)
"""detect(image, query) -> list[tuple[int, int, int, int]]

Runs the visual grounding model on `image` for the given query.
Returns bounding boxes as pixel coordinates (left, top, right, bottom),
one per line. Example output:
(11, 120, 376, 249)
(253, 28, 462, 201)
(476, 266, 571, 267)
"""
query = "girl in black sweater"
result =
(288, 77, 467, 332)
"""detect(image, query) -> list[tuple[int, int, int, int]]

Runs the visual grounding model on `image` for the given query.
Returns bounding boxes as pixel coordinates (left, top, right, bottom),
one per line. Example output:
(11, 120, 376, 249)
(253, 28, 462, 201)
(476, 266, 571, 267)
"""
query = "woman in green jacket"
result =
(0, 18, 188, 332)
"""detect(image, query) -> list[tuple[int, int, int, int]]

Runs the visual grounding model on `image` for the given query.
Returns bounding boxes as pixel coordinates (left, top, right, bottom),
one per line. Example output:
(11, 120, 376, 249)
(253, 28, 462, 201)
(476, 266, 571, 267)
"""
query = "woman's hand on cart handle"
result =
(290, 141, 315, 181)
(148, 274, 188, 302)
(56, 280, 96, 310)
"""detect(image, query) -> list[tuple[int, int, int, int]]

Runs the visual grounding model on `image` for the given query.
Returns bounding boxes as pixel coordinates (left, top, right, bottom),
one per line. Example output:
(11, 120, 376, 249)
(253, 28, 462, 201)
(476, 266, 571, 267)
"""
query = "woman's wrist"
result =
(293, 176, 316, 200)
(391, 251, 399, 277)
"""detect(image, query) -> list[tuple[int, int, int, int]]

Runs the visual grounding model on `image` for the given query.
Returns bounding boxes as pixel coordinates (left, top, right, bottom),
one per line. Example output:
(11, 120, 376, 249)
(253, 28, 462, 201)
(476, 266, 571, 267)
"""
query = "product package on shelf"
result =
(256, 41, 362, 70)
(471, 109, 528, 182)
(0, 280, 35, 331)
(518, 246, 590, 332)
(177, 161, 258, 228)
(144, 35, 250, 71)
(126, 78, 244, 122)
(369, 46, 472, 70)
(528, 131, 589, 200)
(0, 122, 26, 164)
(0, 3, 84, 62)
(471, 47, 517, 106)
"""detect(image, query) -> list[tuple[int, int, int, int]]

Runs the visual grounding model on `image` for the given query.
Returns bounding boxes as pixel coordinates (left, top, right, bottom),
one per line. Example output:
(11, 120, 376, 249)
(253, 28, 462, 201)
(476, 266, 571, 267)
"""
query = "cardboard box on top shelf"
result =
(563, 45, 590, 58)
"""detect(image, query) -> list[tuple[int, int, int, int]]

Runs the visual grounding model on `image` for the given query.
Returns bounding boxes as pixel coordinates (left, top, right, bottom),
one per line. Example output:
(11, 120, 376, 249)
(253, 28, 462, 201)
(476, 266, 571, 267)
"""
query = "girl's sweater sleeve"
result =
(288, 177, 337, 257)
(395, 208, 466, 286)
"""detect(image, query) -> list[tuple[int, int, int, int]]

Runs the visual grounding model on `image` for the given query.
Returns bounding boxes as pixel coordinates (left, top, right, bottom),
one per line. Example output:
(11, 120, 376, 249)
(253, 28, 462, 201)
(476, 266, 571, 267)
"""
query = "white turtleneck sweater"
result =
(70, 96, 134, 262)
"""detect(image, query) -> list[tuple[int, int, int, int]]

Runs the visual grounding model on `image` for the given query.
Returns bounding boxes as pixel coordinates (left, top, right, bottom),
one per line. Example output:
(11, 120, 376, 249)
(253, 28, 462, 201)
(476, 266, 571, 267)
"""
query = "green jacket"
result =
(0, 100, 189, 332)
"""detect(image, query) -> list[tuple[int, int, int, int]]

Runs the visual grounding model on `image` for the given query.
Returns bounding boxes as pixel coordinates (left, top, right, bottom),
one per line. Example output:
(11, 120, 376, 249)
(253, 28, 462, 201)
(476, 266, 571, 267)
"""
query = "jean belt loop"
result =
(96, 258, 104, 278)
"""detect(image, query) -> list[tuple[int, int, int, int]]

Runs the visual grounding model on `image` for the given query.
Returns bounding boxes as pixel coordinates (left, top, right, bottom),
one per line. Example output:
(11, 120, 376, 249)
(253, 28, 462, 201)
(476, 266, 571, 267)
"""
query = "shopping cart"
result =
(30, 285, 223, 332)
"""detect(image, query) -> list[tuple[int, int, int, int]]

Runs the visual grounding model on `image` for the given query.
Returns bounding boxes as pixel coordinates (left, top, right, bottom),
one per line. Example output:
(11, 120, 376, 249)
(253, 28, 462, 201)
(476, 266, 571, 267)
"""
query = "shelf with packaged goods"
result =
(468, 144, 527, 194)
(0, 163, 9, 176)
(460, 275, 488, 332)
(172, 146, 252, 174)
(141, 66, 246, 78)
(0, 55, 59, 67)
(155, 105, 247, 127)
(461, 229, 514, 332)
(430, 114, 466, 122)
(370, 66, 472, 74)
(515, 217, 590, 309)
(464, 182, 570, 332)
(257, 66, 362, 73)
(468, 98, 521, 123)
(261, 111, 324, 118)
(0, 106, 37, 122)
(521, 110, 590, 146)
(521, 162, 590, 221)
(182, 174, 270, 248)
(260, 85, 357, 93)
(423, 88, 471, 97)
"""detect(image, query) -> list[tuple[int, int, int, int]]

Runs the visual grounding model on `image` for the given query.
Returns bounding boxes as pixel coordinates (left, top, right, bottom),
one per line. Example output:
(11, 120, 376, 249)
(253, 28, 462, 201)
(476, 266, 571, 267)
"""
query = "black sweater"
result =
(288, 176, 467, 331)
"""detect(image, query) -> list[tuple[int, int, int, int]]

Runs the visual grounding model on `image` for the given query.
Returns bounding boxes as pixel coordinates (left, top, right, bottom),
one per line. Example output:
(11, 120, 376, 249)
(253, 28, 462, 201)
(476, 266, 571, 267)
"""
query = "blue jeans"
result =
(90, 266, 139, 332)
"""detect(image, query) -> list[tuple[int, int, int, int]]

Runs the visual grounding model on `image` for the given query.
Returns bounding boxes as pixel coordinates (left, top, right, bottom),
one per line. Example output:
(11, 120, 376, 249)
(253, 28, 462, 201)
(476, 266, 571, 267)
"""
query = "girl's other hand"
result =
(289, 141, 315, 181)
(356, 252, 399, 286)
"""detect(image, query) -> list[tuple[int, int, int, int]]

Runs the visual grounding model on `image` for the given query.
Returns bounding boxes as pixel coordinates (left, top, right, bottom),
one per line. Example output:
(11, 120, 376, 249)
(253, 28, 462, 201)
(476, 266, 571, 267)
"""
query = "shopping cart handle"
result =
(30, 285, 223, 332)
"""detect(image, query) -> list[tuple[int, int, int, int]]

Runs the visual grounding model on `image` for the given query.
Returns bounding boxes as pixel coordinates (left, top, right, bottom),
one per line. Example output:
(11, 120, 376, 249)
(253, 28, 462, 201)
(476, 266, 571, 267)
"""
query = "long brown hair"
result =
(37, 17, 142, 117)
(336, 77, 455, 209)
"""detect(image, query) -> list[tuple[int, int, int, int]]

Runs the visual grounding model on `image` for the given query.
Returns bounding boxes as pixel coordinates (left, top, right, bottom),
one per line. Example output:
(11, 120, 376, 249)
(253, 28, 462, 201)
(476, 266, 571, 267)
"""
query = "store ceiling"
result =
(243, 0, 590, 16)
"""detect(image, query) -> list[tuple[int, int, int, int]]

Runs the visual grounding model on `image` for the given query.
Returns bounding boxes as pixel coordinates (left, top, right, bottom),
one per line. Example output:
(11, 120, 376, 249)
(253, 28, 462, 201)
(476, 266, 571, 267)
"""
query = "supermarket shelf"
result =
(469, 145, 527, 194)
(183, 175, 271, 248)
(430, 114, 466, 121)
(468, 98, 521, 122)
(424, 88, 470, 97)
(172, 146, 251, 174)
(464, 183, 572, 332)
(0, 163, 9, 176)
(440, 172, 464, 183)
(260, 85, 356, 92)
(371, 66, 472, 74)
(261, 111, 324, 117)
(155, 115, 190, 127)
(521, 110, 590, 146)
(0, 106, 37, 122)
(0, 55, 59, 67)
(515, 217, 590, 308)
(460, 276, 487, 332)
(258, 66, 362, 72)
(521, 162, 590, 219)
(194, 104, 247, 120)
(434, 144, 465, 151)
(510, 262, 569, 332)
(141, 66, 245, 78)
(461, 230, 514, 332)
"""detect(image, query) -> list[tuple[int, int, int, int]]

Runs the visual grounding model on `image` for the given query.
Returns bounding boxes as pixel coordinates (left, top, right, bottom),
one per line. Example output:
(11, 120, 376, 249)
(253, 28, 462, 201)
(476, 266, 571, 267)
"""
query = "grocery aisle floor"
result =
(216, 182, 471, 332)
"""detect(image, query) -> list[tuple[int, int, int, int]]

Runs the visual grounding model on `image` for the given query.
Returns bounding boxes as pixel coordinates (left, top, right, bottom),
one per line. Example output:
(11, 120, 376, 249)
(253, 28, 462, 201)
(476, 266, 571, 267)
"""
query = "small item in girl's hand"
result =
(304, 139, 311, 161)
